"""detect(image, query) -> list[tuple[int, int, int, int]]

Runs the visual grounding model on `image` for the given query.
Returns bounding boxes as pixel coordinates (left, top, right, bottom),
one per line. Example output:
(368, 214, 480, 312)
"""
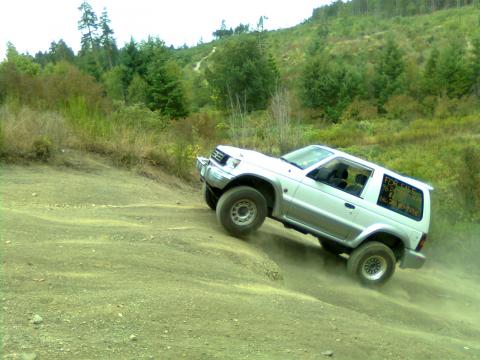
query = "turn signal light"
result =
(415, 233, 427, 252)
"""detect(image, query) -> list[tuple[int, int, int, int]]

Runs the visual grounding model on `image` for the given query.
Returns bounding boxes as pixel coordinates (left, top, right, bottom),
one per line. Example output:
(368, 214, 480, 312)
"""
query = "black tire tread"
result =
(347, 241, 396, 286)
(216, 186, 267, 237)
(203, 183, 217, 211)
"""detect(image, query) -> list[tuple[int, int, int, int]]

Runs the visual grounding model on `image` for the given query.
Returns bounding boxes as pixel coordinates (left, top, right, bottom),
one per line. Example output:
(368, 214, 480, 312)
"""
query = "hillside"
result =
(181, 5, 480, 91)
(2, 153, 480, 359)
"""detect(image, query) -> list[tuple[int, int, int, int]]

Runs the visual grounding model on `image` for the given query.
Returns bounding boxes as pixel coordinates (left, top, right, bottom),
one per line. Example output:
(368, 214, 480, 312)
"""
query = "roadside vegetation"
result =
(1, 0, 479, 268)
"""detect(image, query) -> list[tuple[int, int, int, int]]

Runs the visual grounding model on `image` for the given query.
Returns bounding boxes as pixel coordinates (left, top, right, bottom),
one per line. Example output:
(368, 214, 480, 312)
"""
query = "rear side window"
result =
(377, 175, 423, 221)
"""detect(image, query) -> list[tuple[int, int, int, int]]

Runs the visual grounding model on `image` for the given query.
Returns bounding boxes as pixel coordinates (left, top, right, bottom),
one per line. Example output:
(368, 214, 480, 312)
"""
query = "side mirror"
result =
(308, 167, 330, 182)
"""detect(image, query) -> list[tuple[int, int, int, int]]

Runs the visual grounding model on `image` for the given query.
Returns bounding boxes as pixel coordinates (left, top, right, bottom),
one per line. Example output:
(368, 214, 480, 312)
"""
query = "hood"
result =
(218, 145, 295, 174)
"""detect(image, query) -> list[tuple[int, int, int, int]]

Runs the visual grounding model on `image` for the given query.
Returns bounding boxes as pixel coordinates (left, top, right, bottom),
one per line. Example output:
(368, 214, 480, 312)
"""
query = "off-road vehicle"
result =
(196, 145, 432, 285)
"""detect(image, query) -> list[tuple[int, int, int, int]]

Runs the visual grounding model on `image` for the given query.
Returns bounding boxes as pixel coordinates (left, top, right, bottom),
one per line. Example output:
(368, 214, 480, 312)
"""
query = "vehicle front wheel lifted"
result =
(216, 186, 267, 237)
(347, 241, 396, 286)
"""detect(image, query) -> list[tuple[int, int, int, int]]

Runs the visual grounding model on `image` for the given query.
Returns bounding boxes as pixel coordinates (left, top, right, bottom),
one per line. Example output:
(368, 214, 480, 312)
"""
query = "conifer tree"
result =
(205, 36, 276, 112)
(422, 47, 440, 96)
(374, 37, 405, 110)
(471, 34, 480, 96)
(437, 40, 473, 98)
(99, 8, 117, 69)
(78, 1, 98, 53)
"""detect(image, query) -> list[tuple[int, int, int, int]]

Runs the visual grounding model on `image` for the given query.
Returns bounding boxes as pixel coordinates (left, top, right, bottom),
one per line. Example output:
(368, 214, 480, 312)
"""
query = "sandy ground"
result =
(1, 153, 479, 359)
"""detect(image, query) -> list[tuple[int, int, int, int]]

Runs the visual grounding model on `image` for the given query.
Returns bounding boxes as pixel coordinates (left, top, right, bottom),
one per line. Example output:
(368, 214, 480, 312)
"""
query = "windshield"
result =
(281, 146, 333, 170)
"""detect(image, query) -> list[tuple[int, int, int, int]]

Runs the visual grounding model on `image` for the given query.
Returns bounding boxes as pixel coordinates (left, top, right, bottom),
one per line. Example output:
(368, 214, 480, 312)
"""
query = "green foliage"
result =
(205, 36, 277, 112)
(98, 7, 117, 69)
(127, 74, 148, 105)
(212, 20, 234, 39)
(384, 95, 423, 120)
(33, 136, 52, 161)
(373, 37, 406, 110)
(422, 47, 441, 96)
(78, 1, 99, 53)
(302, 54, 362, 121)
(118, 39, 142, 92)
(4, 43, 41, 76)
(34, 40, 75, 67)
(139, 38, 188, 118)
(312, 0, 477, 19)
(102, 66, 125, 101)
(458, 146, 480, 216)
(437, 39, 473, 98)
(341, 99, 378, 122)
(111, 103, 169, 131)
(470, 33, 480, 95)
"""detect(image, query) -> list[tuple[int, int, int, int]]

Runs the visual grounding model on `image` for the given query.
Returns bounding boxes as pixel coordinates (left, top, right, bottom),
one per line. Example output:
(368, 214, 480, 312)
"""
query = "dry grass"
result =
(0, 104, 208, 181)
(0, 105, 77, 161)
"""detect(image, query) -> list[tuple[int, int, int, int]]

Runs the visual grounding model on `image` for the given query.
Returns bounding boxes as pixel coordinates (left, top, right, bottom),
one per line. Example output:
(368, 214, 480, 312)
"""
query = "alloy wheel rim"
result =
(361, 255, 388, 281)
(230, 199, 257, 226)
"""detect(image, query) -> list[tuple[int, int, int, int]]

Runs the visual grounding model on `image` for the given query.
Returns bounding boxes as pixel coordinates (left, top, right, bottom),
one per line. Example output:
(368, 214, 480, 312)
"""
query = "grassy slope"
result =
(1, 154, 479, 359)
(180, 6, 480, 89)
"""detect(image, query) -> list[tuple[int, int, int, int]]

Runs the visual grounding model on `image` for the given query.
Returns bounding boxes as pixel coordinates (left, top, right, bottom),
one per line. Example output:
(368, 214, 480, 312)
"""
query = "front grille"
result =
(211, 148, 229, 165)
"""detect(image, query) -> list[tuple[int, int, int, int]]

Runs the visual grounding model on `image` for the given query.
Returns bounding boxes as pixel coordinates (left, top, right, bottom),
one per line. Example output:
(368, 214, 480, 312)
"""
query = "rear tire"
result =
(319, 239, 346, 255)
(216, 186, 267, 237)
(203, 183, 217, 211)
(347, 241, 396, 286)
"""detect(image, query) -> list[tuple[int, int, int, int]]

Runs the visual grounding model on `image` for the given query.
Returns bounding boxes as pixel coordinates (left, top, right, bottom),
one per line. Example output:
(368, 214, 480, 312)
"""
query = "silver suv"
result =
(196, 145, 432, 285)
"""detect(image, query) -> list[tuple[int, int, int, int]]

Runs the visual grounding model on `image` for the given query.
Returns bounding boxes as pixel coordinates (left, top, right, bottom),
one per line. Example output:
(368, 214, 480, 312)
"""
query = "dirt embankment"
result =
(1, 153, 479, 359)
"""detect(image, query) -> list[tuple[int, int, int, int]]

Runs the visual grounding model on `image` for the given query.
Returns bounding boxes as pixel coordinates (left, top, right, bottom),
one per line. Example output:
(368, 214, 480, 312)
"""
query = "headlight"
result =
(225, 157, 241, 169)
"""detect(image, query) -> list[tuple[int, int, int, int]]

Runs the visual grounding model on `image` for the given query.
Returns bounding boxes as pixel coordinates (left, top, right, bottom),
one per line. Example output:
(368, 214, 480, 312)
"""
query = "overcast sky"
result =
(0, 0, 331, 60)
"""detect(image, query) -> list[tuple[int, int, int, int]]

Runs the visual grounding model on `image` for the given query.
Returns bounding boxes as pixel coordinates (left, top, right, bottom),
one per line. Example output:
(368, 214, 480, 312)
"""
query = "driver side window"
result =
(308, 159, 372, 197)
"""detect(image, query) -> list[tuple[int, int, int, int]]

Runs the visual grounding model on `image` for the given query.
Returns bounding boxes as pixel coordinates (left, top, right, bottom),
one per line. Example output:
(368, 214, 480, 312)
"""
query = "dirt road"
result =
(2, 153, 479, 359)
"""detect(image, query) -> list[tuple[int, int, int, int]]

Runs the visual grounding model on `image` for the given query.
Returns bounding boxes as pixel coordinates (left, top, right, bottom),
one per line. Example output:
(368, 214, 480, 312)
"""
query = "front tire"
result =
(347, 241, 396, 286)
(203, 183, 217, 211)
(216, 186, 267, 237)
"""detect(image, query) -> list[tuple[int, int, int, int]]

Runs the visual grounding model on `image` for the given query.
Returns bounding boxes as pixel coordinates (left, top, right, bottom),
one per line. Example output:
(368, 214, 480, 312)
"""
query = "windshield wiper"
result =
(280, 157, 302, 169)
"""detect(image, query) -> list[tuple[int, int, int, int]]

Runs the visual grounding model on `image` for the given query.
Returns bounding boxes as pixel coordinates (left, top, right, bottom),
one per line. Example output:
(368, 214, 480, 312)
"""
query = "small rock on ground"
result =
(31, 314, 43, 325)
(21, 353, 37, 360)
(321, 350, 334, 357)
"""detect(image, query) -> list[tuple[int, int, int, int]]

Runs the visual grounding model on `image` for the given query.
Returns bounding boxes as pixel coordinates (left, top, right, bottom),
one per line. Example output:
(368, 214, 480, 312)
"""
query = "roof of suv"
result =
(317, 145, 434, 192)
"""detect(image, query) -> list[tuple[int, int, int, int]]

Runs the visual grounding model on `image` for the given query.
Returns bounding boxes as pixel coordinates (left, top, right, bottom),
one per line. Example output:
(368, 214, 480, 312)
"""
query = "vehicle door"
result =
(286, 158, 373, 240)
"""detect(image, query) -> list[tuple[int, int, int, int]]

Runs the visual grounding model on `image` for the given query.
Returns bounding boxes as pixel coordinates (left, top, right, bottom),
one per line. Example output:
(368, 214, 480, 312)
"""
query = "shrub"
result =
(457, 146, 480, 218)
(33, 137, 52, 161)
(205, 35, 276, 112)
(341, 99, 378, 122)
(0, 105, 75, 160)
(384, 94, 423, 121)
(433, 96, 478, 119)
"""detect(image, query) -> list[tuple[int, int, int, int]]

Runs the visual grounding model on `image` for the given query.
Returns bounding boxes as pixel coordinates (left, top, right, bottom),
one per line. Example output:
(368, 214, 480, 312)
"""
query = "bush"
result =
(457, 146, 480, 218)
(384, 95, 423, 121)
(205, 35, 276, 112)
(341, 99, 378, 122)
(33, 137, 52, 161)
(0, 105, 75, 161)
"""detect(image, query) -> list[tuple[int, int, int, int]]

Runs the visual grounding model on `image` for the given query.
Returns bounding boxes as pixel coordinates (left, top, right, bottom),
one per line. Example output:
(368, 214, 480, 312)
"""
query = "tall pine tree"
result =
(437, 40, 473, 98)
(99, 8, 117, 69)
(471, 34, 480, 96)
(78, 1, 98, 53)
(422, 47, 440, 96)
(374, 37, 405, 111)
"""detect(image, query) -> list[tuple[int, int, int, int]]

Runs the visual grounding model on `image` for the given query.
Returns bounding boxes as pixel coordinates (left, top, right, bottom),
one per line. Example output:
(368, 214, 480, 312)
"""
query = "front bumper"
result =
(400, 249, 426, 269)
(196, 157, 233, 189)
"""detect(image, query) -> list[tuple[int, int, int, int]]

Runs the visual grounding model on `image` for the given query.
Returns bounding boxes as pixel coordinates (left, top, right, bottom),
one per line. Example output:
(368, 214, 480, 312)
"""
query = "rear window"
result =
(377, 175, 423, 221)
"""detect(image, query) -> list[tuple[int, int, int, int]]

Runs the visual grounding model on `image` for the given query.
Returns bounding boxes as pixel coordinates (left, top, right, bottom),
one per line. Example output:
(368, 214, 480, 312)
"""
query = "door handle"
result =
(344, 203, 355, 210)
